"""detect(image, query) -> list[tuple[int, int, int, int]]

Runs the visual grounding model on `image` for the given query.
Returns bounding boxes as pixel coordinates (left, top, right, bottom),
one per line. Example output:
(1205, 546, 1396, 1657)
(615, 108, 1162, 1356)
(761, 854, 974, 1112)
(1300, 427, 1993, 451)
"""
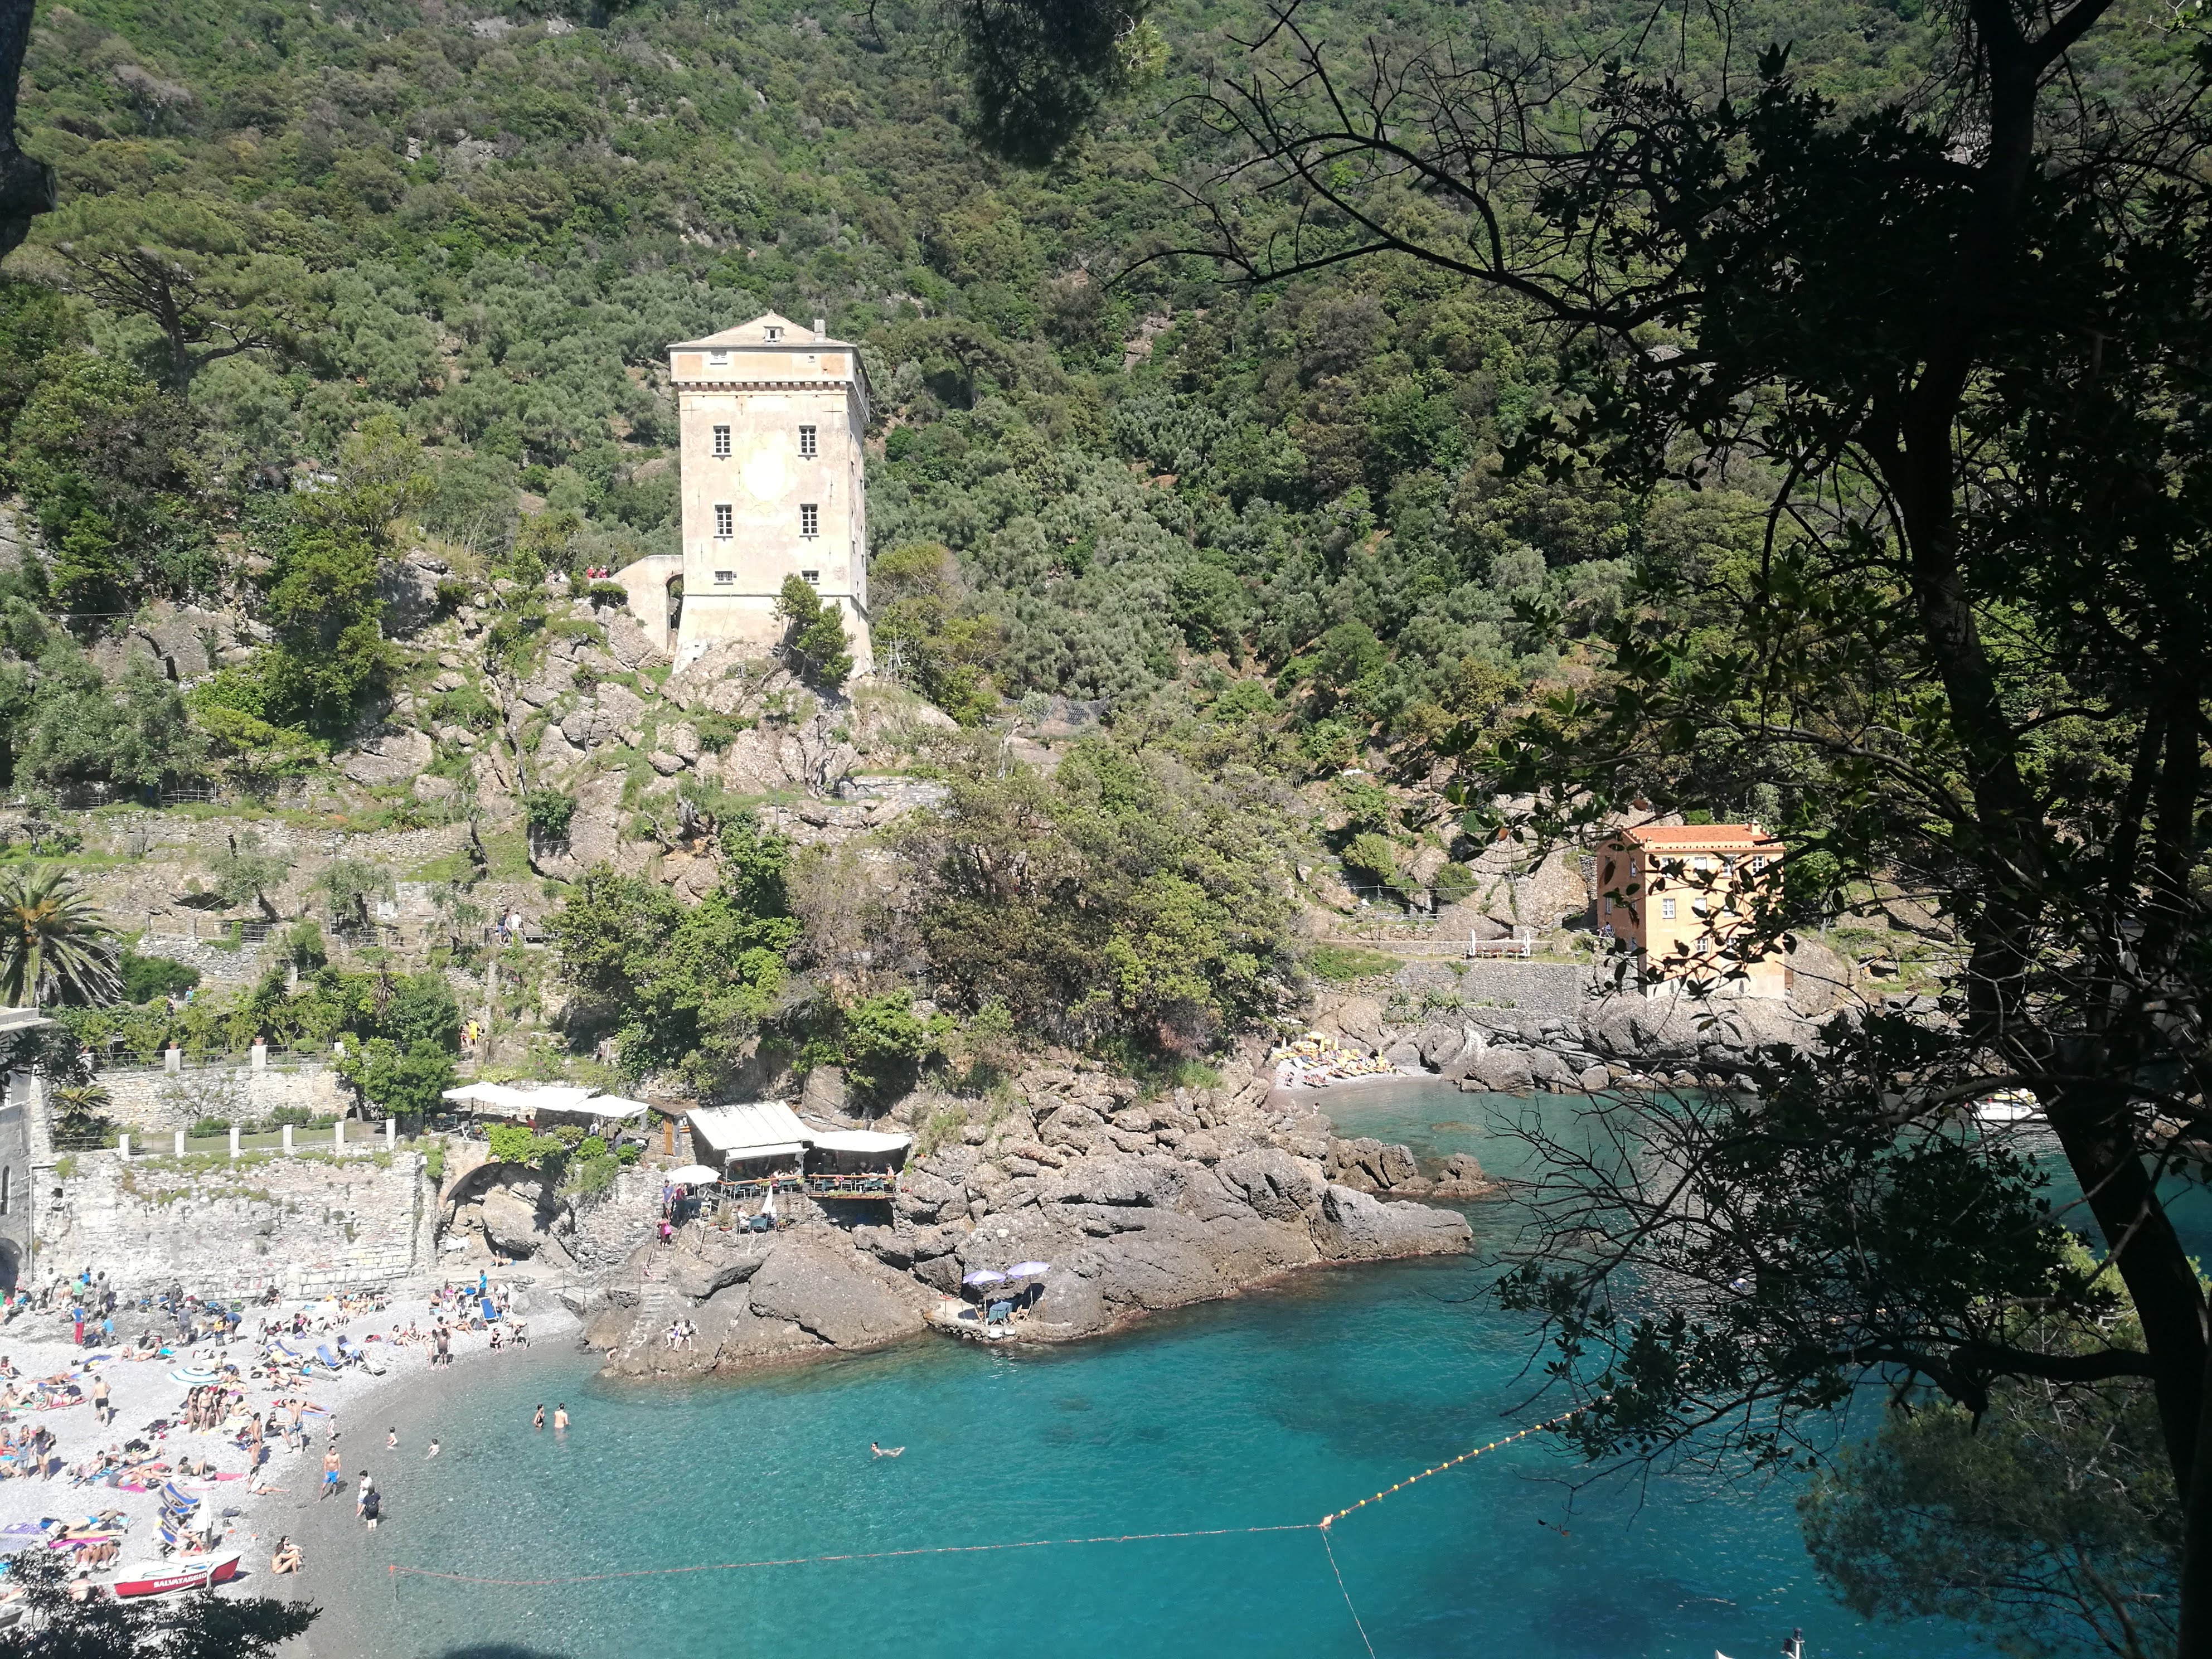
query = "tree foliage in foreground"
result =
(0, 1546, 316, 1658)
(1801, 1254, 2179, 1659)
(1058, 0, 2212, 1647)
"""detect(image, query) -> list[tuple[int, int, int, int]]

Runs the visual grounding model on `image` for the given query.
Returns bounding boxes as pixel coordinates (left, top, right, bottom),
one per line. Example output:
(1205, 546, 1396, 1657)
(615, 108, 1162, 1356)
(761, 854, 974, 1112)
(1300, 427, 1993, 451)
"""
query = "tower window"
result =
(763, 325, 782, 342)
(714, 503, 733, 539)
(801, 569, 820, 584)
(707, 348, 729, 367)
(714, 570, 735, 584)
(799, 503, 819, 538)
(798, 425, 817, 458)
(712, 425, 731, 458)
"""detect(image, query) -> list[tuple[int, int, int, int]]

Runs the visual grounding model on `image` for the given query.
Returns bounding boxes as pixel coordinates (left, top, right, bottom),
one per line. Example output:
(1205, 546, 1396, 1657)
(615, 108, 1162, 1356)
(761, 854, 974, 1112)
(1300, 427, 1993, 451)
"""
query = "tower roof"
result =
(669, 312, 852, 352)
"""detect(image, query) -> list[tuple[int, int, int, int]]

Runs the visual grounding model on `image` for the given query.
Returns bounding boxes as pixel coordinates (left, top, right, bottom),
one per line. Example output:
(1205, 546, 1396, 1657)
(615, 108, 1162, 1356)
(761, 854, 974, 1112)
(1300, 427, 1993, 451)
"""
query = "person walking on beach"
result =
(355, 1471, 373, 1520)
(320, 1445, 341, 1500)
(90, 1375, 108, 1428)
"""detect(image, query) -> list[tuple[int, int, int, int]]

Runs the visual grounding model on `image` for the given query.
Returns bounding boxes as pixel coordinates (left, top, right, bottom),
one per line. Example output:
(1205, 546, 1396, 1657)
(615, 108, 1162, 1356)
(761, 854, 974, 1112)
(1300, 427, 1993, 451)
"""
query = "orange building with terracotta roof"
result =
(1595, 823, 1786, 997)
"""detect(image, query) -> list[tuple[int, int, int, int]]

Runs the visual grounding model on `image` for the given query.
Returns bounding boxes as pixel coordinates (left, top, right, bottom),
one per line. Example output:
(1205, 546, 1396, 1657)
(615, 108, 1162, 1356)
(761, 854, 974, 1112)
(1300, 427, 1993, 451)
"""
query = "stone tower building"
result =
(614, 312, 873, 673)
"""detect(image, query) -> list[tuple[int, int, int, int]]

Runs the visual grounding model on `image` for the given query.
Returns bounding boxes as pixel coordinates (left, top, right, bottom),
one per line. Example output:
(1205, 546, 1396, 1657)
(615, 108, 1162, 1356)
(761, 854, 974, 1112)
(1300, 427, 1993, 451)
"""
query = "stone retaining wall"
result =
(35, 1148, 429, 1298)
(1388, 959, 1594, 1016)
(94, 1066, 348, 1133)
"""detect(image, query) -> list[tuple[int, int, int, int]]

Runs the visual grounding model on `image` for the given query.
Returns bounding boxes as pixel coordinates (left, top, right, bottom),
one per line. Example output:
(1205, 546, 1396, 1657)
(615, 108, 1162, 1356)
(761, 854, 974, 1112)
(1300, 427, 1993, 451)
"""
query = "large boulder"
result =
(744, 1241, 925, 1351)
(1045, 1153, 1167, 1209)
(604, 613, 668, 670)
(378, 552, 447, 636)
(663, 1236, 774, 1301)
(477, 1185, 559, 1257)
(801, 1065, 850, 1119)
(1311, 1185, 1472, 1260)
(1323, 996, 1387, 1047)
(1786, 937, 1854, 1017)
(1465, 1046, 1535, 1093)
(1214, 1146, 1322, 1221)
(339, 727, 434, 787)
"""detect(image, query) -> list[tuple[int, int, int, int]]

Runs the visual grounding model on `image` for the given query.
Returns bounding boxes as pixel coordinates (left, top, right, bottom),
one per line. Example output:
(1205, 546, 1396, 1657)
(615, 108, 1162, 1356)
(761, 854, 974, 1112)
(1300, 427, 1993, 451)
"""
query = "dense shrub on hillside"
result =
(895, 736, 1298, 1049)
(548, 814, 801, 1091)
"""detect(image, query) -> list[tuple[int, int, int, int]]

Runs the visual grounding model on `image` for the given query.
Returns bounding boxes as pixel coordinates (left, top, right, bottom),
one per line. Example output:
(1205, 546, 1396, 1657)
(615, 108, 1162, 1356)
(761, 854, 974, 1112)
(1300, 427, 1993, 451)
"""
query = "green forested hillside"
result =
(0, 0, 1972, 773)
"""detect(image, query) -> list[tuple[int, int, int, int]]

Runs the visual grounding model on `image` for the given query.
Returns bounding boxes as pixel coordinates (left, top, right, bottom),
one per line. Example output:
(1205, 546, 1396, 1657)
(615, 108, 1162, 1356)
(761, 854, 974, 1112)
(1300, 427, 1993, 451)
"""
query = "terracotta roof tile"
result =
(1611, 824, 1781, 848)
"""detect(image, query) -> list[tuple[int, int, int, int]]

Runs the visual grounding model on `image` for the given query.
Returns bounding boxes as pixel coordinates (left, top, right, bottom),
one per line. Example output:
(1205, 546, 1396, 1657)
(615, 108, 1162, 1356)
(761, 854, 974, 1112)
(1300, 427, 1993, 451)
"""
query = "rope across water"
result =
(386, 1394, 1610, 1648)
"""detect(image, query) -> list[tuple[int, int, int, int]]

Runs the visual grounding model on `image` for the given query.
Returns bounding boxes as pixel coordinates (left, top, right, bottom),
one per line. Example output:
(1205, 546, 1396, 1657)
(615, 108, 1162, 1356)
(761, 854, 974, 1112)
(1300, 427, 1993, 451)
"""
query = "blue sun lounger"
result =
(313, 1346, 343, 1372)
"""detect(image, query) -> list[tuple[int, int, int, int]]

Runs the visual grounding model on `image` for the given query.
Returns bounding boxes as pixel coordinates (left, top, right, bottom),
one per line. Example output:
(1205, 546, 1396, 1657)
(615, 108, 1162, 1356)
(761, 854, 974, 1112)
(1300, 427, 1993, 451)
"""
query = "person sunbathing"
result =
(270, 1536, 302, 1574)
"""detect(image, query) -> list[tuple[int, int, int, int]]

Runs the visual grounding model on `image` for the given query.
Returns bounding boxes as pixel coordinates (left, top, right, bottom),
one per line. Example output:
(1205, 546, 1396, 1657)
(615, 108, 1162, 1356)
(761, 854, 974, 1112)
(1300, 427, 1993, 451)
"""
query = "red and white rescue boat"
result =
(109, 1551, 241, 1598)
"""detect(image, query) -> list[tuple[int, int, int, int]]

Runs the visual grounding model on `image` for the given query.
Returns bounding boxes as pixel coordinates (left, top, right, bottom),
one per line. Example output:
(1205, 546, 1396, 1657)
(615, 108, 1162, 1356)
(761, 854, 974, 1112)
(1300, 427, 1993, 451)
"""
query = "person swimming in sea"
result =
(870, 1442, 904, 1458)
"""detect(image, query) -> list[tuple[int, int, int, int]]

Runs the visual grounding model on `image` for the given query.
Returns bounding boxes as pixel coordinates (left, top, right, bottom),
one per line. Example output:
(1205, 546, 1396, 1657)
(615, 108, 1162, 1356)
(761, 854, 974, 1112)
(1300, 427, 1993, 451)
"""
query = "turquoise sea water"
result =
(310, 1083, 1996, 1659)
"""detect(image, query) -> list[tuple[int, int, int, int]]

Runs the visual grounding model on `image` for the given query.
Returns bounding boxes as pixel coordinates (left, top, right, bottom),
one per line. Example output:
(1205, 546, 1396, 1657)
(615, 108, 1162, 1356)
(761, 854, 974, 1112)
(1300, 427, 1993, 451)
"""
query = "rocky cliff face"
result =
(575, 1059, 1478, 1378)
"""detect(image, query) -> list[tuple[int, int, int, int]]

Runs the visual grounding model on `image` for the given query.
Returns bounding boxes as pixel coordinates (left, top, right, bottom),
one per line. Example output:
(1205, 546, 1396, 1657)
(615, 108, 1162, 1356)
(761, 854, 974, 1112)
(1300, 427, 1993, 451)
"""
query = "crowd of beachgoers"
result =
(1270, 1032, 1405, 1087)
(0, 1266, 569, 1618)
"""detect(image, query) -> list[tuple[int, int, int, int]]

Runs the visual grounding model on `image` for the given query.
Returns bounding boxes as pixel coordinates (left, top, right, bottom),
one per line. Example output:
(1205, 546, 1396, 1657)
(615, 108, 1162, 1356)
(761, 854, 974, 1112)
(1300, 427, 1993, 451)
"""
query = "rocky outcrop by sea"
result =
(575, 1059, 1481, 1379)
(1313, 982, 1838, 1094)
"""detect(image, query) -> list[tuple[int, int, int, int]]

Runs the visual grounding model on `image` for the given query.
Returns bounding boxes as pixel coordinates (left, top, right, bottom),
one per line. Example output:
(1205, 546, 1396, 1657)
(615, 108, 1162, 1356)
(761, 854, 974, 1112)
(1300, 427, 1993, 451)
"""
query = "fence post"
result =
(282, 1124, 294, 1156)
(250, 1039, 266, 1074)
(229, 1123, 240, 1162)
(118, 1134, 130, 1162)
(172, 1129, 185, 1158)
(334, 1119, 345, 1152)
(384, 1118, 396, 1151)
(164, 1046, 181, 1074)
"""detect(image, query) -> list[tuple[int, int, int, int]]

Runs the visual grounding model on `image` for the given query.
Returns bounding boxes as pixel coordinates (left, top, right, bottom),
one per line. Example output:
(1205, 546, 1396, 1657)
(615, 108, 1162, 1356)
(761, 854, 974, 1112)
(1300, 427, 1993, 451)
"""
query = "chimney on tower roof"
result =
(814, 318, 827, 339)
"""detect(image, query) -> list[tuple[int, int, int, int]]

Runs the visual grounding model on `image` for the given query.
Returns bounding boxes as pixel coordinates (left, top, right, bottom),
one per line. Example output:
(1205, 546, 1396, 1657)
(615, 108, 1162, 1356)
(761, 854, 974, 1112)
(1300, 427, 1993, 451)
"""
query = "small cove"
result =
(295, 1080, 1993, 1659)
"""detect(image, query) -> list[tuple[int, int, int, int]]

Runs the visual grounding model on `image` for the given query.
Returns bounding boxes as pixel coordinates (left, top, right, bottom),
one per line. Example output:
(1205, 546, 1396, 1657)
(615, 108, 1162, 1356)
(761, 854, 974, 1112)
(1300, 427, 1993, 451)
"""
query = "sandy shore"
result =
(0, 1277, 578, 1610)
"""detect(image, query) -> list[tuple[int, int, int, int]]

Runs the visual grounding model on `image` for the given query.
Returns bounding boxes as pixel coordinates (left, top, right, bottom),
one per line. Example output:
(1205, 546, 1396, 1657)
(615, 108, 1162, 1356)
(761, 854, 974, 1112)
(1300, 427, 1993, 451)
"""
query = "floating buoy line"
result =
(386, 1397, 1609, 1653)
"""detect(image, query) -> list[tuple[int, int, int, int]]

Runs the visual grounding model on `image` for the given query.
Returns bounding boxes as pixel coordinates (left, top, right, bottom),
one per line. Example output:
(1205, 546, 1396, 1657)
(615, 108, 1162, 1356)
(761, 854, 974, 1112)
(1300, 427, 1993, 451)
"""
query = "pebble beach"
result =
(0, 1278, 579, 1616)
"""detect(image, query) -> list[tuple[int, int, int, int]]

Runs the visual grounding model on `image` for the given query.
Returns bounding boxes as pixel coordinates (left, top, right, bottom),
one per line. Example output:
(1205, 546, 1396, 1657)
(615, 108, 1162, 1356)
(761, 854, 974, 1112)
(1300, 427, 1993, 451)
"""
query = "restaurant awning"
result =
(687, 1101, 813, 1161)
(564, 1095, 651, 1120)
(808, 1129, 913, 1155)
(440, 1083, 599, 1116)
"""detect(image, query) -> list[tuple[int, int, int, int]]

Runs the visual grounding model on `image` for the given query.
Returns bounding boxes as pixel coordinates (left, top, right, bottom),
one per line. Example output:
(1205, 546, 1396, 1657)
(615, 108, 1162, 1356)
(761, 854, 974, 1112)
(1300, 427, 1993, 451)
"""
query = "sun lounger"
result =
(313, 1346, 343, 1371)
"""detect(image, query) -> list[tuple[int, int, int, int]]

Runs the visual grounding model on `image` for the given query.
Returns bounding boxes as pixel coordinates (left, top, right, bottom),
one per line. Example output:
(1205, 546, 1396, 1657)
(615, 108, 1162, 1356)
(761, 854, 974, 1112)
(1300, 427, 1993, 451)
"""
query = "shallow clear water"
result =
(310, 1082, 1993, 1659)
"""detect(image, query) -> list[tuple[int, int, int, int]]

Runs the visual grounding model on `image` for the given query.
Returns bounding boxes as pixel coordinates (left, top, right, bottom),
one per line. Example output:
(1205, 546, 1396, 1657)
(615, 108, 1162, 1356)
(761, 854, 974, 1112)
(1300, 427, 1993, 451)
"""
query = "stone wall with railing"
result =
(35, 1145, 431, 1298)
(93, 1062, 348, 1134)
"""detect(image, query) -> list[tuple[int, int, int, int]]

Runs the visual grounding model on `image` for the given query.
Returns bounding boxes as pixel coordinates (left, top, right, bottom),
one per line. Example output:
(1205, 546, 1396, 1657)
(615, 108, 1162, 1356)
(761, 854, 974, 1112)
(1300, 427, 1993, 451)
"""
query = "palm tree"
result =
(0, 865, 120, 1008)
(49, 1079, 115, 1147)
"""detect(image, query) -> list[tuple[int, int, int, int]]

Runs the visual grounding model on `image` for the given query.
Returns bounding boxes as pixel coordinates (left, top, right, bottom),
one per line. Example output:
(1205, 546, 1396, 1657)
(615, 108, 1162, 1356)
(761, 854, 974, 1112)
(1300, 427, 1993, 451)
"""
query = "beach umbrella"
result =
(1005, 1262, 1051, 1278)
(665, 1165, 720, 1185)
(960, 1269, 1007, 1288)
